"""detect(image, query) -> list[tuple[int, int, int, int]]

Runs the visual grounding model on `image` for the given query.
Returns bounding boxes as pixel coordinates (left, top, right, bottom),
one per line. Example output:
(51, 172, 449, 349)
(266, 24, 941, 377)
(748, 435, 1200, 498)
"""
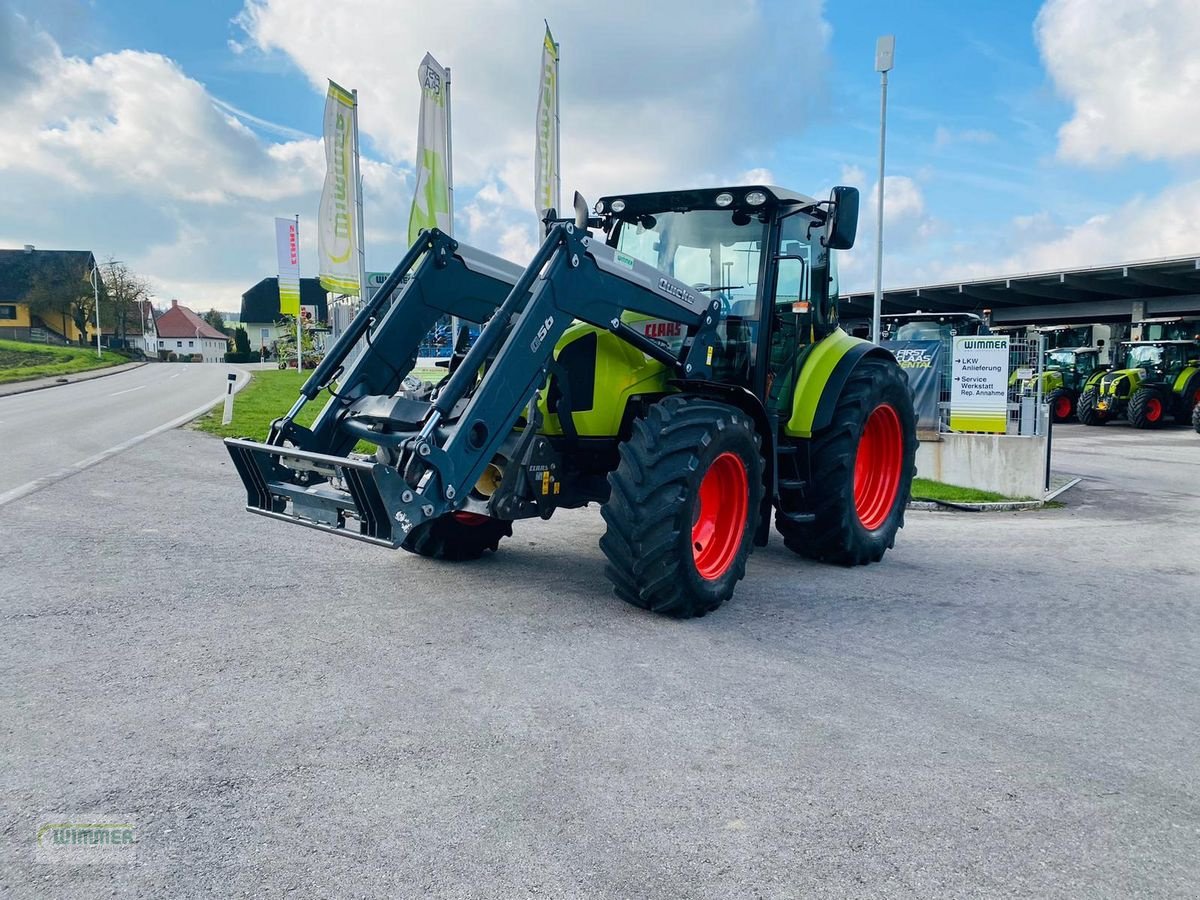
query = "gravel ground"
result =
(1, 423, 1197, 898)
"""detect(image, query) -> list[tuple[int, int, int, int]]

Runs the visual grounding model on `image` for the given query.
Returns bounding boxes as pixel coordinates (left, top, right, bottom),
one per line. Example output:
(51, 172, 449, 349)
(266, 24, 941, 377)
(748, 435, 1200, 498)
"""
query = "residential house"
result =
(239, 277, 328, 354)
(155, 299, 228, 362)
(0, 246, 99, 344)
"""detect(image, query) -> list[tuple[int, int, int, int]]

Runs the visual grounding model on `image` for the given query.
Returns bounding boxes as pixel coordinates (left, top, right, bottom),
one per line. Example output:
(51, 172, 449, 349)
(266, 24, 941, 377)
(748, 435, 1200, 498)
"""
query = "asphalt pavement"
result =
(1, 416, 1197, 898)
(0, 362, 248, 506)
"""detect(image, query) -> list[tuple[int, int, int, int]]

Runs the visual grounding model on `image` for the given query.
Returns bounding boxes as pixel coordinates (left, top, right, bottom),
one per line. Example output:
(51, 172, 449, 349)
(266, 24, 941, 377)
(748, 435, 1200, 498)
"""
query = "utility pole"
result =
(872, 35, 895, 345)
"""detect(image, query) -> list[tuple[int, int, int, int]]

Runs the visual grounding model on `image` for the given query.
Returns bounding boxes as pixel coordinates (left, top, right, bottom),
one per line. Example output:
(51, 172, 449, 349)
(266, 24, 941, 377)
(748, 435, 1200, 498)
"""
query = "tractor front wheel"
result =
(600, 397, 763, 618)
(1077, 388, 1107, 426)
(776, 357, 916, 566)
(1047, 388, 1076, 423)
(1128, 387, 1166, 429)
(400, 512, 512, 561)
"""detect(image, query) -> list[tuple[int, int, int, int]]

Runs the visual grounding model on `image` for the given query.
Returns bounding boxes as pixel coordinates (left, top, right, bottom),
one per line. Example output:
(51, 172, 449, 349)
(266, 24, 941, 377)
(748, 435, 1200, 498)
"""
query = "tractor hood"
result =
(1099, 368, 1144, 396)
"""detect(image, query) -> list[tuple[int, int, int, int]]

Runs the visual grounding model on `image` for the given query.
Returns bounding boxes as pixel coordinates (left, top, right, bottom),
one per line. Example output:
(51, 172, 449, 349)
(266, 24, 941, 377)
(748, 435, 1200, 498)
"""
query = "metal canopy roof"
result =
(840, 254, 1200, 325)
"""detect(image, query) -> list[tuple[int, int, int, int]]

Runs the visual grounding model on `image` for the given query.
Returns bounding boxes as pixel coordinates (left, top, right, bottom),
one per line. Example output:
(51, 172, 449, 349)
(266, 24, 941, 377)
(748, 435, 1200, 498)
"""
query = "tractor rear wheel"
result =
(1128, 387, 1166, 429)
(600, 396, 763, 618)
(1077, 388, 1107, 426)
(776, 357, 916, 565)
(1047, 388, 1076, 423)
(400, 512, 512, 561)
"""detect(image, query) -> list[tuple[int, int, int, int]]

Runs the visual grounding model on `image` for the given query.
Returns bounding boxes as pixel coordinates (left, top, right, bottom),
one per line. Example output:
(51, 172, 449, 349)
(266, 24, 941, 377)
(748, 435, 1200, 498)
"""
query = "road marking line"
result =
(0, 370, 251, 510)
(110, 385, 146, 396)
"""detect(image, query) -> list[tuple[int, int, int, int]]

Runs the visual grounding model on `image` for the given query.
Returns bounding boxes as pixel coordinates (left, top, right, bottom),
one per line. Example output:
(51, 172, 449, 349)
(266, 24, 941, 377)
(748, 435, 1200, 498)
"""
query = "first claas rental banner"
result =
(882, 340, 942, 431)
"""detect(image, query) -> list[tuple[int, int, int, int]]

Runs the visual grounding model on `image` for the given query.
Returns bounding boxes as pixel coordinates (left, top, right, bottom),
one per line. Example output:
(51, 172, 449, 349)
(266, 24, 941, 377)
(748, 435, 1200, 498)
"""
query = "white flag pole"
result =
(553, 31, 561, 215)
(445, 66, 458, 349)
(295, 213, 302, 375)
(351, 88, 368, 308)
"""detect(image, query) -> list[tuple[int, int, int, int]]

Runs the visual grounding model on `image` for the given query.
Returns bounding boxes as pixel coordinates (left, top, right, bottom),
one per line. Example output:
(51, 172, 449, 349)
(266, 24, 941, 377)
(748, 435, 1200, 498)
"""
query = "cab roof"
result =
(596, 185, 818, 215)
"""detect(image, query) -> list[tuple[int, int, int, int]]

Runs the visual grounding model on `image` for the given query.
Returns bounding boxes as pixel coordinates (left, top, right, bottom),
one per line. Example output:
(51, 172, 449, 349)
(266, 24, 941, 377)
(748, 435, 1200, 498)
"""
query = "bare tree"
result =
(101, 258, 153, 345)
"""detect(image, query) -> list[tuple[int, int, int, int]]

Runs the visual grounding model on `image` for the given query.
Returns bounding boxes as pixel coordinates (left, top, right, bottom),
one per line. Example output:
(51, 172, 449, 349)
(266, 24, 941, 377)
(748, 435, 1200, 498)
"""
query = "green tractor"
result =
(226, 184, 918, 618)
(1078, 340, 1200, 428)
(1011, 347, 1103, 423)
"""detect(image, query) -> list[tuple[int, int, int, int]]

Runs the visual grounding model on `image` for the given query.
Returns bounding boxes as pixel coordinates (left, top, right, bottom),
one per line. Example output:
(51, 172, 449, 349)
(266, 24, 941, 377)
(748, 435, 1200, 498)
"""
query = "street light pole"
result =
(872, 35, 895, 345)
(91, 262, 102, 358)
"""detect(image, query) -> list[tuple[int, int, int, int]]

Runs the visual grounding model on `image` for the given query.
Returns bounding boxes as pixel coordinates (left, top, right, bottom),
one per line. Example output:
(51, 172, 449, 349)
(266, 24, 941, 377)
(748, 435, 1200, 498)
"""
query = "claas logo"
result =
(643, 321, 681, 339)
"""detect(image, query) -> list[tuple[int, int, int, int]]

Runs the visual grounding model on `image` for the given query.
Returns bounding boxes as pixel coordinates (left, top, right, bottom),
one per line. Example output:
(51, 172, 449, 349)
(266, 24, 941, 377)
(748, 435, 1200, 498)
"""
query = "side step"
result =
(225, 438, 407, 548)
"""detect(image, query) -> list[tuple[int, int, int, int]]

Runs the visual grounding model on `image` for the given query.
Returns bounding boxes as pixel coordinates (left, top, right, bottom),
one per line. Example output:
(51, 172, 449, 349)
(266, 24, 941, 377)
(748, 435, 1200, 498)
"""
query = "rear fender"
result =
(785, 329, 897, 438)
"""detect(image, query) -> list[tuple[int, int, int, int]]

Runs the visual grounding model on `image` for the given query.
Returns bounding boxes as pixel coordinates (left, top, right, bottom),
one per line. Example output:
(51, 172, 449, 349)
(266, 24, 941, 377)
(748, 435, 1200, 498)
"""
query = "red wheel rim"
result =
(691, 451, 748, 580)
(1146, 397, 1163, 422)
(1055, 395, 1072, 419)
(854, 403, 903, 531)
(452, 511, 493, 526)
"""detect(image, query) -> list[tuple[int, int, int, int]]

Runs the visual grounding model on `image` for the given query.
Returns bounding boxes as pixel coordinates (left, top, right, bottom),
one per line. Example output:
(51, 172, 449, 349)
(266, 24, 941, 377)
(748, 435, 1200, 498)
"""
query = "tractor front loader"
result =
(227, 184, 917, 617)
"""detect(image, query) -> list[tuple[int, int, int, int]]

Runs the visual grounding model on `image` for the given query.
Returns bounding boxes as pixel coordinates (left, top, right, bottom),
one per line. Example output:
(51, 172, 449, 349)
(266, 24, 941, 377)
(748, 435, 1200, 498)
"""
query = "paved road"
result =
(0, 363, 245, 505)
(1, 422, 1197, 897)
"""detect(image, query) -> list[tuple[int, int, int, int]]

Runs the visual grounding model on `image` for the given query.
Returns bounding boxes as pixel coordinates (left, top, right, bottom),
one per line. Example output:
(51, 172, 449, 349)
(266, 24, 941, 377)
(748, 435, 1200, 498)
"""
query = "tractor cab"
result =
(597, 185, 855, 411)
(1045, 347, 1102, 389)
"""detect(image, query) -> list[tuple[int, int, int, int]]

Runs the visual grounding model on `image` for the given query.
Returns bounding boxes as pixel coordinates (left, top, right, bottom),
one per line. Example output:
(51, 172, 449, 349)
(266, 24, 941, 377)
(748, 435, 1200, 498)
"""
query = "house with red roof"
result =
(154, 299, 228, 362)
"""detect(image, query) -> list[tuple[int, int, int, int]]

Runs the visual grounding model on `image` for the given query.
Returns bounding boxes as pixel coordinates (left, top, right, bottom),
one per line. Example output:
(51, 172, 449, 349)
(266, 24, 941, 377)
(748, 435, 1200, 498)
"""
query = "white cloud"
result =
(933, 126, 997, 148)
(0, 5, 411, 308)
(1037, 0, 1200, 164)
(236, 0, 830, 258)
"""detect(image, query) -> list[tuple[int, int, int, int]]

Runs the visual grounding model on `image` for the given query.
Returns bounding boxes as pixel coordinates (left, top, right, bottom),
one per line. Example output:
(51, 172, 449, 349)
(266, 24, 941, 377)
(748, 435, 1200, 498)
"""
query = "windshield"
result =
(1046, 350, 1076, 369)
(614, 210, 767, 318)
(1122, 345, 1163, 369)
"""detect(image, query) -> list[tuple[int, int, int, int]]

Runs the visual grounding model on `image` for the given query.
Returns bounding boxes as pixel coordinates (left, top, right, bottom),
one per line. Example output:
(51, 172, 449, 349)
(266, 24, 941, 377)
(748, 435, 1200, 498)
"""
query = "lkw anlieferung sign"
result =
(950, 335, 1009, 433)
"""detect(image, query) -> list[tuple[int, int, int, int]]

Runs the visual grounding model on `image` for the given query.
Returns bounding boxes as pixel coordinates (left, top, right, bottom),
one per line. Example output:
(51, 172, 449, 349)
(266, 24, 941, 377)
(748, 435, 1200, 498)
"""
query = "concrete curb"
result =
(909, 498, 1047, 512)
(0, 360, 146, 397)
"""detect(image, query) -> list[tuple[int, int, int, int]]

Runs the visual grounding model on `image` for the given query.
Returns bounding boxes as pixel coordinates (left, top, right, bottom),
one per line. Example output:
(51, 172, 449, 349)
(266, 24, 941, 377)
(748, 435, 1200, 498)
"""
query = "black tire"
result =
(1128, 387, 1166, 429)
(1193, 401, 1200, 434)
(599, 396, 764, 618)
(775, 357, 916, 566)
(400, 513, 512, 561)
(1047, 387, 1076, 423)
(1076, 388, 1107, 426)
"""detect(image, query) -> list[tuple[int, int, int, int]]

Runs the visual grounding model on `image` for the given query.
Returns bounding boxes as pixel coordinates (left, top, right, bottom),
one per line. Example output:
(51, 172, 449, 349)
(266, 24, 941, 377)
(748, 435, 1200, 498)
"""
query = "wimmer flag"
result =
(408, 53, 452, 243)
(317, 80, 361, 295)
(534, 24, 560, 221)
(275, 216, 301, 316)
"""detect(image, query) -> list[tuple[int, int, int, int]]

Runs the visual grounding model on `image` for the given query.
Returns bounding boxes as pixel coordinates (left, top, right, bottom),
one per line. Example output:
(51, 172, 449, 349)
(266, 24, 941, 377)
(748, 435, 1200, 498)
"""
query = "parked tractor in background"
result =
(226, 184, 918, 618)
(1078, 340, 1200, 428)
(1010, 346, 1104, 422)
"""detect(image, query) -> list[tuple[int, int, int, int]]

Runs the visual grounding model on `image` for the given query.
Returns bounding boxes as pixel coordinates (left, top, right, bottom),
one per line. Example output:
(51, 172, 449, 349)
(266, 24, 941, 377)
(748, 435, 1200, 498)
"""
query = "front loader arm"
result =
(376, 222, 724, 536)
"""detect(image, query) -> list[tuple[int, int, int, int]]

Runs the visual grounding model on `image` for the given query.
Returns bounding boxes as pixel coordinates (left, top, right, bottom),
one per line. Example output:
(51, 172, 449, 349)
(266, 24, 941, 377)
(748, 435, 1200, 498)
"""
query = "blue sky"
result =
(3, 0, 1198, 309)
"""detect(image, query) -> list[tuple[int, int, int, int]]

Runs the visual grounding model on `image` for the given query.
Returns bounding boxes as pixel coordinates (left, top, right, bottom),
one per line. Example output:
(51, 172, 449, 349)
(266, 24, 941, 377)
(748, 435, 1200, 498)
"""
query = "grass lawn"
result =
(0, 339, 127, 384)
(910, 477, 1023, 504)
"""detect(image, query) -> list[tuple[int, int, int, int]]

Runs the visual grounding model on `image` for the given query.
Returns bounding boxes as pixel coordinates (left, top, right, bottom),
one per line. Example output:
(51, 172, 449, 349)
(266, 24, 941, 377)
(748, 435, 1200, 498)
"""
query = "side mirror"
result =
(824, 186, 859, 250)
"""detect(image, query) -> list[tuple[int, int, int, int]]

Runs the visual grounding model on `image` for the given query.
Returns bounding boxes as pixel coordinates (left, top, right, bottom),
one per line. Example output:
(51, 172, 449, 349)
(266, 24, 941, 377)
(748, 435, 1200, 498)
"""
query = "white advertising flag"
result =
(274, 216, 300, 316)
(408, 53, 452, 243)
(534, 25, 560, 221)
(318, 81, 361, 296)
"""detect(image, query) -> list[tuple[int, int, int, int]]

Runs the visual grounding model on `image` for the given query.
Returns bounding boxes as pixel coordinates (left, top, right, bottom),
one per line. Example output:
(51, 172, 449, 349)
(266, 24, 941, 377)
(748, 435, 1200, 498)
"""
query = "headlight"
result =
(610, 199, 626, 213)
(715, 192, 734, 207)
(745, 190, 767, 206)
(593, 200, 605, 214)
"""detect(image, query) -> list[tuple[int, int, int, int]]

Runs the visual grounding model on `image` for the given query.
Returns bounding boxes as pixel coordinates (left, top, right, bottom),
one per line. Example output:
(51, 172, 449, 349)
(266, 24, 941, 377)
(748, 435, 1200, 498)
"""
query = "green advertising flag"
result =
(408, 53, 452, 244)
(318, 80, 361, 295)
